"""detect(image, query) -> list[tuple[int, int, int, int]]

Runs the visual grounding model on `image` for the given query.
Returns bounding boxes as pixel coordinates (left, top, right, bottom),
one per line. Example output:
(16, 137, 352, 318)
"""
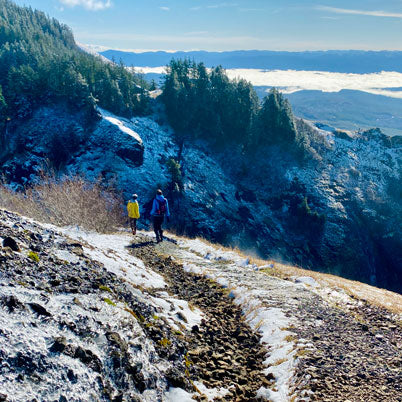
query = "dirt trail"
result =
(130, 235, 274, 401)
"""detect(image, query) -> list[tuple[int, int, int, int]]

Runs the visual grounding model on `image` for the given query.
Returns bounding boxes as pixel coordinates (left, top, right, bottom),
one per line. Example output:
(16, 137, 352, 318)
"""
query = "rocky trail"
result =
(130, 236, 271, 401)
(0, 209, 401, 401)
(150, 235, 402, 402)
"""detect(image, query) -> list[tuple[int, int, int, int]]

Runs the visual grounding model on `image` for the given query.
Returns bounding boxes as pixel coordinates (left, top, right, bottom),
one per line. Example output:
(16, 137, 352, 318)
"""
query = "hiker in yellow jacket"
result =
(127, 194, 140, 235)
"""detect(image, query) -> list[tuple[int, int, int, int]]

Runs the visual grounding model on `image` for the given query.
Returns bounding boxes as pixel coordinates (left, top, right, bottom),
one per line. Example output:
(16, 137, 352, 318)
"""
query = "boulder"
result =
(2, 237, 20, 252)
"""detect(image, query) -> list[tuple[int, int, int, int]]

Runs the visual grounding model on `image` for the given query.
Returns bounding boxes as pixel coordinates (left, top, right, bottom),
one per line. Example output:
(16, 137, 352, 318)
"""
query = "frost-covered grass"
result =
(177, 233, 402, 314)
(0, 175, 124, 233)
(266, 261, 402, 315)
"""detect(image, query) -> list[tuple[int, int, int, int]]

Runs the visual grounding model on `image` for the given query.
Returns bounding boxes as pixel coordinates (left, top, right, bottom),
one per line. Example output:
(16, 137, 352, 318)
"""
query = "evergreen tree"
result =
(162, 60, 260, 147)
(255, 88, 298, 146)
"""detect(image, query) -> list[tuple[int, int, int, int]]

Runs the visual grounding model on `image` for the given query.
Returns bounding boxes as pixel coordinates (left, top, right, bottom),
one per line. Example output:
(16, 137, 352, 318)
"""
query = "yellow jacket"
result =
(127, 200, 140, 219)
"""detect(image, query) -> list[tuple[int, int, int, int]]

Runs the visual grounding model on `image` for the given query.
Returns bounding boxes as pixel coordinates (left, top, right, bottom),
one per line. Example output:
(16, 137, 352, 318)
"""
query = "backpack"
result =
(156, 198, 167, 216)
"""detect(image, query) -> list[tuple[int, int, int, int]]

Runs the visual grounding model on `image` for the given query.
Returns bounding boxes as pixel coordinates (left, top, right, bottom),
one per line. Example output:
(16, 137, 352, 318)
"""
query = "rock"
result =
(106, 331, 128, 352)
(67, 369, 77, 383)
(92, 116, 144, 167)
(74, 346, 102, 373)
(295, 276, 319, 287)
(28, 303, 52, 317)
(361, 324, 369, 331)
(2, 237, 20, 252)
(50, 337, 67, 353)
(165, 367, 189, 390)
(1, 295, 24, 312)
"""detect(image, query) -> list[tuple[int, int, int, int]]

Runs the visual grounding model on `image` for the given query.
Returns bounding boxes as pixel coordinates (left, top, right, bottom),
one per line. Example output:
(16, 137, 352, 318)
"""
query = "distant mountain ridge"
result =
(101, 49, 402, 73)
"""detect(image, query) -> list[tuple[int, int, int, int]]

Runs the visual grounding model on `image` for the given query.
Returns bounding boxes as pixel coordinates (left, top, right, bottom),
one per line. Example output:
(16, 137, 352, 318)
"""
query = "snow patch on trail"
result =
(51, 226, 204, 333)
(170, 236, 300, 401)
(54, 226, 166, 289)
(165, 387, 194, 401)
(194, 381, 230, 400)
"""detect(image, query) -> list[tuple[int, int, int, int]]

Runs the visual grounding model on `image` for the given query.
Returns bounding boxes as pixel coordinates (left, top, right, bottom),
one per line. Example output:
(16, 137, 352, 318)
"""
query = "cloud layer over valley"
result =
(136, 67, 402, 99)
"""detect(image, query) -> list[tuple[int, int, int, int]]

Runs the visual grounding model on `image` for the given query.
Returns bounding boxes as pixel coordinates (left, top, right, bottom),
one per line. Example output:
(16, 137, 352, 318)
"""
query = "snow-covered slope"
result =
(1, 209, 401, 401)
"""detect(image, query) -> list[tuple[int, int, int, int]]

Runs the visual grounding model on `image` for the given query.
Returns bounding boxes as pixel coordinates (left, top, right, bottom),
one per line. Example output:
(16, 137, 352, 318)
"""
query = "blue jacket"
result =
(150, 195, 170, 217)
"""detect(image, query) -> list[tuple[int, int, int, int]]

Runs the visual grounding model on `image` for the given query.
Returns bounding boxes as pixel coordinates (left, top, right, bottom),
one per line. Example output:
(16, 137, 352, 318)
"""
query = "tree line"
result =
(162, 59, 308, 153)
(0, 0, 149, 130)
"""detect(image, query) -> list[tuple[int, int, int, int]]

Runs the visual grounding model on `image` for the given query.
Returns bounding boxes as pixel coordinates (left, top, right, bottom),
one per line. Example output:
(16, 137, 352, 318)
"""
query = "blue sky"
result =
(13, 0, 402, 51)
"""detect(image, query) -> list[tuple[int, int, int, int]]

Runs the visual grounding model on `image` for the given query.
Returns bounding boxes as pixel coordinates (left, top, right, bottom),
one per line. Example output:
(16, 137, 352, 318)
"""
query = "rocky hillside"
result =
(1, 103, 401, 293)
(1, 209, 401, 401)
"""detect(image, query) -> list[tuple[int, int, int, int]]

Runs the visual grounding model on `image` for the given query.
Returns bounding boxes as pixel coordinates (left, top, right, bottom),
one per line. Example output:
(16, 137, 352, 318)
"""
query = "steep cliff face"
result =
(1, 106, 401, 292)
(1, 105, 144, 188)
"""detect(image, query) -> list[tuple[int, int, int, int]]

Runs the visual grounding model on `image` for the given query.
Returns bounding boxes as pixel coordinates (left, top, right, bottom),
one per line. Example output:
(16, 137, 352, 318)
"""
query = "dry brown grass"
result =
(174, 234, 402, 315)
(0, 174, 125, 233)
(268, 261, 402, 315)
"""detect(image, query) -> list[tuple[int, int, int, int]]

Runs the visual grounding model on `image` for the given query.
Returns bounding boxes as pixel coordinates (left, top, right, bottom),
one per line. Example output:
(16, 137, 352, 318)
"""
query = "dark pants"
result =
(129, 218, 137, 234)
(153, 216, 164, 241)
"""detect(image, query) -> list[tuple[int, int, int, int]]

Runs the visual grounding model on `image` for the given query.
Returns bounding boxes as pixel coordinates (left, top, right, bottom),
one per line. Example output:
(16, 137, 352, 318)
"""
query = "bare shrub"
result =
(0, 175, 125, 233)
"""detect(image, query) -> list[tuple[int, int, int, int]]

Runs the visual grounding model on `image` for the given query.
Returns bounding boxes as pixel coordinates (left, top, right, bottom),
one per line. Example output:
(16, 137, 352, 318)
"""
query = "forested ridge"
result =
(0, 0, 149, 133)
(161, 59, 308, 153)
(0, 0, 311, 156)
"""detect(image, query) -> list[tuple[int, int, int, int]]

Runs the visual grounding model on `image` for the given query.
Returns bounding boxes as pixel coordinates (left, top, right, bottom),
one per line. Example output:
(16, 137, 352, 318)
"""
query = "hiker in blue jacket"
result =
(150, 189, 170, 243)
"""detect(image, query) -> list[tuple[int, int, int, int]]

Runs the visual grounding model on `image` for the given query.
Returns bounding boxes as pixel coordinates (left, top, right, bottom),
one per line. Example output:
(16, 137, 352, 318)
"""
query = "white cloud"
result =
(132, 68, 402, 99)
(317, 6, 402, 19)
(59, 0, 112, 11)
(225, 69, 402, 99)
(207, 3, 238, 9)
(159, 6, 170, 11)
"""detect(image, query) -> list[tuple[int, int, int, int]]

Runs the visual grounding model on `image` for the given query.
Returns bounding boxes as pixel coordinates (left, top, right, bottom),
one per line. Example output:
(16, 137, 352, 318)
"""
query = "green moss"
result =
(99, 285, 113, 293)
(104, 297, 116, 307)
(28, 251, 40, 262)
(184, 352, 192, 368)
(159, 338, 172, 347)
(124, 308, 145, 322)
(124, 308, 138, 320)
